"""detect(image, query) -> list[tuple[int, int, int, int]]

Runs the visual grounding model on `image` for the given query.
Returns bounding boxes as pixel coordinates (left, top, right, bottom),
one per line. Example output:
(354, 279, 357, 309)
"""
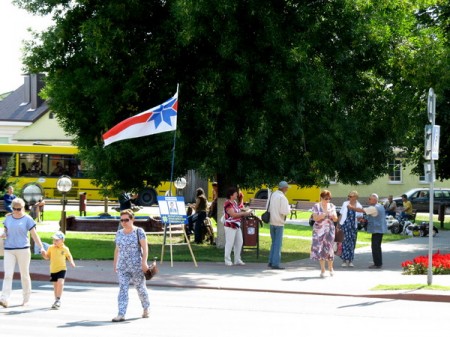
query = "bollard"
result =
(438, 203, 446, 229)
(79, 192, 87, 216)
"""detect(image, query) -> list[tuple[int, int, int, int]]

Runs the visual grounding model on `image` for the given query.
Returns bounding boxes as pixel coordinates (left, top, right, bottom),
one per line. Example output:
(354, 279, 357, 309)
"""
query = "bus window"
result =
(48, 155, 79, 177)
(0, 154, 13, 174)
(19, 153, 46, 176)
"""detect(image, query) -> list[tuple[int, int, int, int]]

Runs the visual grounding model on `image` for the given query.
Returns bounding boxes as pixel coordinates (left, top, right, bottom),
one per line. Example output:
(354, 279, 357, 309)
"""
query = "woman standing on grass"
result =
(339, 191, 362, 267)
(310, 190, 338, 278)
(0, 198, 46, 308)
(112, 209, 150, 322)
(223, 187, 252, 266)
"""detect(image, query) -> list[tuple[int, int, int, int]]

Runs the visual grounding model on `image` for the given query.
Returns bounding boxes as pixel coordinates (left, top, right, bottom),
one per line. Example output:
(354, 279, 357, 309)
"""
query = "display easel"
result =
(158, 195, 197, 267)
(160, 222, 197, 267)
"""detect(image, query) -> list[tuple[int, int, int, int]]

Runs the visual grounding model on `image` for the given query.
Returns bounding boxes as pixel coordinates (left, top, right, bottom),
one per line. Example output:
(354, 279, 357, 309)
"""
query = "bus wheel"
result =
(138, 188, 157, 206)
(255, 190, 268, 199)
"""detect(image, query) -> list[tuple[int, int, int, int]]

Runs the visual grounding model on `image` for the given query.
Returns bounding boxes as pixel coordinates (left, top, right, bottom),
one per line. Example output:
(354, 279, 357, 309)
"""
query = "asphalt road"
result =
(0, 280, 446, 337)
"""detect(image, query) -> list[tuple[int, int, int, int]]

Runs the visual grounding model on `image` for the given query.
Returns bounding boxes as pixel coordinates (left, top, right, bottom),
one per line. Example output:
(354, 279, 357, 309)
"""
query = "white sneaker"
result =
(320, 272, 326, 278)
(348, 262, 354, 267)
(235, 260, 246, 266)
(341, 262, 348, 267)
(225, 261, 233, 266)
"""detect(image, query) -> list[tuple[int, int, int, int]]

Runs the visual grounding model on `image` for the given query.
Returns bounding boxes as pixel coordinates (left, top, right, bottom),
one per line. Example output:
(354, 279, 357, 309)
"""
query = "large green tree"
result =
(16, 0, 437, 194)
(407, 2, 450, 180)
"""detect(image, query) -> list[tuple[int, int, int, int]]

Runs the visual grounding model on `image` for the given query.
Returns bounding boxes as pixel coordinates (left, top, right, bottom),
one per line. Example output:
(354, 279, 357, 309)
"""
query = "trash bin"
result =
(79, 192, 87, 216)
(241, 215, 262, 258)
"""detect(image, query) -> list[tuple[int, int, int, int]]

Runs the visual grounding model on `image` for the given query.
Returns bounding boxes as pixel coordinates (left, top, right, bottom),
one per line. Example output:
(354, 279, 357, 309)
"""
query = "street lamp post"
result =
(174, 177, 187, 196)
(22, 184, 43, 252)
(57, 175, 73, 234)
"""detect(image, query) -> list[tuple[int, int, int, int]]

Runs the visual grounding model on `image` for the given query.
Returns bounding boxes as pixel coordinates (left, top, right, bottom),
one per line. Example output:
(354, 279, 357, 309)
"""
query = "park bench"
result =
(290, 201, 316, 219)
(0, 200, 8, 215)
(247, 198, 268, 210)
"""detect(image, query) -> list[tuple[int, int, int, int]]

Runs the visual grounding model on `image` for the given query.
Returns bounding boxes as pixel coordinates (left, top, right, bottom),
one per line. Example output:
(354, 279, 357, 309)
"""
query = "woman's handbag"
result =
(136, 229, 158, 280)
(334, 224, 344, 242)
(145, 259, 159, 280)
(334, 242, 343, 256)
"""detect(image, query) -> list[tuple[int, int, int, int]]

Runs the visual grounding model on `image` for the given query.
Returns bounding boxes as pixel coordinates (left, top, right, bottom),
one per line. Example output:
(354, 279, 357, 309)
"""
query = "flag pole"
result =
(169, 83, 179, 195)
(161, 84, 179, 266)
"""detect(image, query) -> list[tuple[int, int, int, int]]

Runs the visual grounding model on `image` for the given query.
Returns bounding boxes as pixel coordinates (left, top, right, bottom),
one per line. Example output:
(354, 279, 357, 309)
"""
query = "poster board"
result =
(157, 196, 187, 224)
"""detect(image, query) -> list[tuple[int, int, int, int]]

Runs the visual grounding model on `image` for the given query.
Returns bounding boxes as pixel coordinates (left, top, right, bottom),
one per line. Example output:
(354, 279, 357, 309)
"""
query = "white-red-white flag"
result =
(102, 90, 178, 147)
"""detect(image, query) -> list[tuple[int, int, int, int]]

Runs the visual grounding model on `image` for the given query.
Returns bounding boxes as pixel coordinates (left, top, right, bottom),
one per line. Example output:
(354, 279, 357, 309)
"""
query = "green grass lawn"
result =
(372, 284, 450, 291)
(0, 209, 434, 262)
(31, 232, 311, 262)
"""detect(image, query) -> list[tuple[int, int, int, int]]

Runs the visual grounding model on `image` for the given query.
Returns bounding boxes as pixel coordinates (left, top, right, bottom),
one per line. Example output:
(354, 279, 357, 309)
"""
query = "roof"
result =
(0, 83, 48, 122)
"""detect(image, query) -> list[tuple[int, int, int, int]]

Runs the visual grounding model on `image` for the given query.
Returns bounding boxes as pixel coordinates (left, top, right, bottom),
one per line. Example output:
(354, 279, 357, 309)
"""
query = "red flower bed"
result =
(402, 250, 450, 275)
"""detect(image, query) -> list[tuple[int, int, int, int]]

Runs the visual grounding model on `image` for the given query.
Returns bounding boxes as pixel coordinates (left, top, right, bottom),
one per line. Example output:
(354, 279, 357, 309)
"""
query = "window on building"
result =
(388, 159, 402, 183)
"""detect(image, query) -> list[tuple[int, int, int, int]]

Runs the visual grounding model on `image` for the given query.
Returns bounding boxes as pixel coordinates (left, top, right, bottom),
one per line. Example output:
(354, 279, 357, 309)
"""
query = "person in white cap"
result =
(267, 181, 291, 270)
(41, 231, 76, 309)
(349, 193, 387, 269)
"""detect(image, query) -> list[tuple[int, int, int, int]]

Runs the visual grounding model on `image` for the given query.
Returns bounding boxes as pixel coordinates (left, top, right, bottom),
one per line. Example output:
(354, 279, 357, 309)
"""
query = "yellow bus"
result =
(0, 144, 319, 205)
(0, 143, 173, 205)
(242, 185, 320, 204)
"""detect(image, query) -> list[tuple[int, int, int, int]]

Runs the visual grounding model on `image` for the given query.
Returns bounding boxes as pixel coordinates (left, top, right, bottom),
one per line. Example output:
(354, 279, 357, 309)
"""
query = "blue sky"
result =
(0, 1, 51, 94)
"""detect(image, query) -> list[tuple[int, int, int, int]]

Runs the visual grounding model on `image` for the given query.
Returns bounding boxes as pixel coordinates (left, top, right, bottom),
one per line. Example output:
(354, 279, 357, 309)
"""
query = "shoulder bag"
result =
(261, 194, 272, 224)
(334, 223, 345, 242)
(136, 228, 158, 280)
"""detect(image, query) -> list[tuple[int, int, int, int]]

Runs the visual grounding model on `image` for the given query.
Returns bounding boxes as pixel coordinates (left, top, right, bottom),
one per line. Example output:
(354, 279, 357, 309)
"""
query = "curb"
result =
(4, 271, 447, 304)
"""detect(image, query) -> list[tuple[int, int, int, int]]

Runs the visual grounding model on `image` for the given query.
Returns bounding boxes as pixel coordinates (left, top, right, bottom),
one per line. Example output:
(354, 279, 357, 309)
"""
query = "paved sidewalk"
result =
(1, 219, 450, 302)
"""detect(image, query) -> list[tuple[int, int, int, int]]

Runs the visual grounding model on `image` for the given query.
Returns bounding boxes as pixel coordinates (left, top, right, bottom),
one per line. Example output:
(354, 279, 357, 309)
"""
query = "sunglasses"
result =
(120, 218, 130, 223)
(13, 207, 22, 211)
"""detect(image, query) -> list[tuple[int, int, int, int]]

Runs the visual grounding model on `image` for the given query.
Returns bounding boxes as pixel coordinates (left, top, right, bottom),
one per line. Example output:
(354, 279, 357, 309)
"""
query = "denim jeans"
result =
(269, 225, 284, 267)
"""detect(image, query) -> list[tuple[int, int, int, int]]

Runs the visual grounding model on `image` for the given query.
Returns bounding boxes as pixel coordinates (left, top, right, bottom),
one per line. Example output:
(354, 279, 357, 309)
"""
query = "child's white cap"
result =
(52, 231, 65, 240)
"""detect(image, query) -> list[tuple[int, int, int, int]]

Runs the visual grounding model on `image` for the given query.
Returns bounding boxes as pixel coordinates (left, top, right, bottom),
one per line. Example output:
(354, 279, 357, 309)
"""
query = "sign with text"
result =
(157, 196, 187, 224)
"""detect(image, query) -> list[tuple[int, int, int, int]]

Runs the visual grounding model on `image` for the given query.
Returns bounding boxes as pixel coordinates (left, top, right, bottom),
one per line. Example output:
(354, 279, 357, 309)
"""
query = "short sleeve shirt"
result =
(3, 214, 36, 249)
(115, 227, 146, 272)
(47, 244, 73, 273)
(364, 206, 378, 217)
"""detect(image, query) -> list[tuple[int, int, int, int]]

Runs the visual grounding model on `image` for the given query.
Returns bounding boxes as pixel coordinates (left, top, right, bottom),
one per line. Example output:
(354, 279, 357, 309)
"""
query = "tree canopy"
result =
(16, 0, 444, 192)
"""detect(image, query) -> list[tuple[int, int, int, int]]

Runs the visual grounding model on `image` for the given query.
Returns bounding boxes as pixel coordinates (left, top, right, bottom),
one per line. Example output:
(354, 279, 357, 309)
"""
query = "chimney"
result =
(30, 73, 45, 109)
(23, 74, 31, 104)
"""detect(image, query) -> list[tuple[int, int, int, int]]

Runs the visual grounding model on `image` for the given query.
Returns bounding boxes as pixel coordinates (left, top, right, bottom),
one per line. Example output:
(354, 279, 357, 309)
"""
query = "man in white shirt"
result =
(267, 181, 291, 270)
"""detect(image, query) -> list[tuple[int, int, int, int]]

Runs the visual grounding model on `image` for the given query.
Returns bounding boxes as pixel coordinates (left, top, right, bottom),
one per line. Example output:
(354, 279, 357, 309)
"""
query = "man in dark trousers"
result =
(349, 193, 387, 269)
